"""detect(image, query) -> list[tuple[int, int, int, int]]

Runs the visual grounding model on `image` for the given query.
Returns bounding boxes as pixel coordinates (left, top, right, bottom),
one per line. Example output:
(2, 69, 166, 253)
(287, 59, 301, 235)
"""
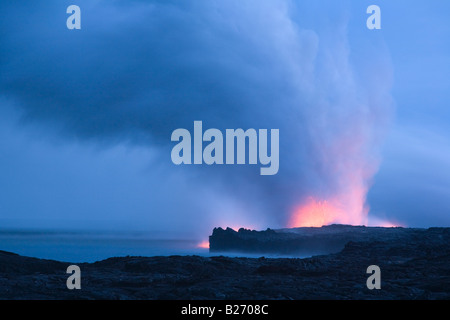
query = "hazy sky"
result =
(0, 0, 449, 238)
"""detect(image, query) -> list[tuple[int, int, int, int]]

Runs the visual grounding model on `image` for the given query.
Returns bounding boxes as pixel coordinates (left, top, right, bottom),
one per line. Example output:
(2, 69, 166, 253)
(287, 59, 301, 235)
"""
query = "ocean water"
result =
(0, 230, 208, 262)
(0, 230, 304, 263)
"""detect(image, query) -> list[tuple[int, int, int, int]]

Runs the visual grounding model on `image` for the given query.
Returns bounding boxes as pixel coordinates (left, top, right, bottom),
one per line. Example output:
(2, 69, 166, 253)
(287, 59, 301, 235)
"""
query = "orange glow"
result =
(368, 217, 404, 228)
(287, 115, 381, 228)
(290, 197, 345, 227)
(376, 222, 400, 228)
(197, 240, 209, 249)
(289, 192, 369, 227)
(290, 196, 402, 228)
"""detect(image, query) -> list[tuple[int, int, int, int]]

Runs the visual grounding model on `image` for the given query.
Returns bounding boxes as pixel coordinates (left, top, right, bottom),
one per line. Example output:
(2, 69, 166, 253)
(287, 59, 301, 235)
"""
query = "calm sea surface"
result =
(0, 230, 305, 262)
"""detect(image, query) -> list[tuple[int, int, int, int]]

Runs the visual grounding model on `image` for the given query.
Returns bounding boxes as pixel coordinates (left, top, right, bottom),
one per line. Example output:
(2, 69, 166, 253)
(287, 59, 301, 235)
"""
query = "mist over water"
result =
(0, 229, 205, 262)
(0, 229, 312, 262)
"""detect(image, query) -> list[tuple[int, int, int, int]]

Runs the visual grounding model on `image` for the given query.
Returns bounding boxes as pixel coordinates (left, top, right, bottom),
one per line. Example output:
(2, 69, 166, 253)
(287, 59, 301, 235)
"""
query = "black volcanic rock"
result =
(0, 226, 449, 299)
(209, 224, 429, 256)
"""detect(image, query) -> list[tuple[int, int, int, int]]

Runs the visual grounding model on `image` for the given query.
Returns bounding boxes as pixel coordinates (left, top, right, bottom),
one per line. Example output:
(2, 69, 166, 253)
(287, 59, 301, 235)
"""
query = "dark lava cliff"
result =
(0, 225, 449, 299)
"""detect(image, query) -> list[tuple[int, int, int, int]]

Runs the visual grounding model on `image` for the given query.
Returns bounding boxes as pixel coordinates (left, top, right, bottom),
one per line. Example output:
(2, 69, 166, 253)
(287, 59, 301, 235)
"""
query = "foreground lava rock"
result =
(0, 226, 449, 299)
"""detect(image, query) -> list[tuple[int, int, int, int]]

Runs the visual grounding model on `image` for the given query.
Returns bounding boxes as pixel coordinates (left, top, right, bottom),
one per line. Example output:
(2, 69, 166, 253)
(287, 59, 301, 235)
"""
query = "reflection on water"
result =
(0, 230, 308, 262)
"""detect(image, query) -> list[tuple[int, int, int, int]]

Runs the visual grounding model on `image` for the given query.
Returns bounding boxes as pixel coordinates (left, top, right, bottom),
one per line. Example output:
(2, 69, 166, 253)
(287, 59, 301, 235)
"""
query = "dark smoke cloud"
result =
(0, 0, 393, 233)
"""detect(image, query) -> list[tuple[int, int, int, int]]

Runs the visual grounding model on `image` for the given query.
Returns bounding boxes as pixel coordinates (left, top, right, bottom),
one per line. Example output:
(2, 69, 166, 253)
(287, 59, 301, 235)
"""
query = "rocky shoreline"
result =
(0, 226, 449, 300)
(209, 224, 434, 255)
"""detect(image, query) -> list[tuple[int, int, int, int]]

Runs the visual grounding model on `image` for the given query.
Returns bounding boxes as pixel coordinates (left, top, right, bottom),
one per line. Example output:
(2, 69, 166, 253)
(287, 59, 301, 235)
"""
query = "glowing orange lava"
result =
(197, 240, 209, 249)
(289, 196, 402, 228)
(289, 197, 347, 227)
